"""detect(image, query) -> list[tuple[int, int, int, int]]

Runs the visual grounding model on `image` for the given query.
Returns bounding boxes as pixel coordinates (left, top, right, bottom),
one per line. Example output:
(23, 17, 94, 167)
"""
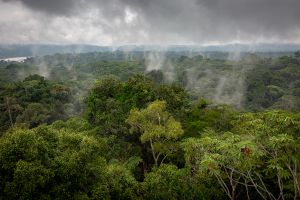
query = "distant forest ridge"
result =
(1, 43, 300, 58)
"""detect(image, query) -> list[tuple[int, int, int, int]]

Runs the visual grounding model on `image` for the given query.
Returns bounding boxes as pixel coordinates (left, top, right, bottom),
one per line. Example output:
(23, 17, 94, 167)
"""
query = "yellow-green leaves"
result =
(126, 100, 184, 166)
(127, 100, 183, 142)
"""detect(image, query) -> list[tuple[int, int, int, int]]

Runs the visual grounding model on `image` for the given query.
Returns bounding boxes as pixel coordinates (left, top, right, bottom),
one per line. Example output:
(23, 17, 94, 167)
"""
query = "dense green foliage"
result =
(246, 55, 300, 111)
(1, 51, 300, 199)
(0, 74, 76, 133)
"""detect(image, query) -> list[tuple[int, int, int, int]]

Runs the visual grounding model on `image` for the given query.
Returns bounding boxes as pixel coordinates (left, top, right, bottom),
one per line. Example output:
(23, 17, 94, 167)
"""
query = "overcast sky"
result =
(1, 0, 300, 45)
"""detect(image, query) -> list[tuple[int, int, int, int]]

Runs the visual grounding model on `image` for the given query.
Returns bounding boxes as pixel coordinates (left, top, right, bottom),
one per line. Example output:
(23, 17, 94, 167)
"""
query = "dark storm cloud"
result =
(196, 0, 300, 30)
(3, 0, 77, 15)
(121, 0, 300, 42)
(0, 0, 300, 44)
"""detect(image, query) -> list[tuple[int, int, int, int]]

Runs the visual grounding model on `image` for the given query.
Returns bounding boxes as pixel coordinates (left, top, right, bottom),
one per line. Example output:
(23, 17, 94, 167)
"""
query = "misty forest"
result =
(1, 0, 300, 200)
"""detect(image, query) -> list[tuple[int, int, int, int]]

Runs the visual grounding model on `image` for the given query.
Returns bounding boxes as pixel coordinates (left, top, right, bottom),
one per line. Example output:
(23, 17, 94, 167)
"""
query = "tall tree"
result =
(126, 100, 184, 167)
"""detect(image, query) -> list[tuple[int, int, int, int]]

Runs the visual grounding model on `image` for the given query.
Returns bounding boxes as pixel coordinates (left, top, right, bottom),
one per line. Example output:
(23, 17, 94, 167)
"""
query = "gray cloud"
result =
(4, 0, 77, 15)
(1, 0, 300, 45)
